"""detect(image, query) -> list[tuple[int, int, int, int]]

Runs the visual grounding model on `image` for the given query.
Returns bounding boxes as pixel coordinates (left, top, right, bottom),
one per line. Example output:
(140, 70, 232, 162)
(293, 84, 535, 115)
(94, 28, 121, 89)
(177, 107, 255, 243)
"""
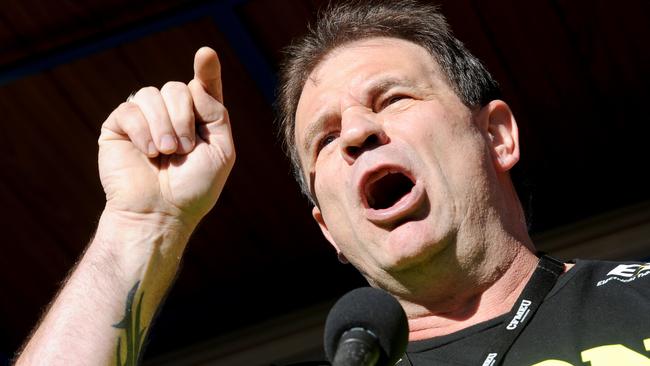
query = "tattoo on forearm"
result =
(113, 281, 147, 366)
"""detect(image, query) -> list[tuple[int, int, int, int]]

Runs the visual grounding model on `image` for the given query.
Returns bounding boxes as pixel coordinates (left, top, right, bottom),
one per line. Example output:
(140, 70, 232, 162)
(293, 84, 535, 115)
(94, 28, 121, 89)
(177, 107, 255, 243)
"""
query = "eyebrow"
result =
(300, 76, 411, 153)
(302, 113, 331, 154)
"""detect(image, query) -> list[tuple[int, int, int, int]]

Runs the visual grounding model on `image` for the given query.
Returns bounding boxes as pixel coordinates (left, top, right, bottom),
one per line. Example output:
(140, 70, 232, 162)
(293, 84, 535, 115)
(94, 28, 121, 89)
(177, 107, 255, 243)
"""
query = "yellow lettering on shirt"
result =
(531, 360, 574, 366)
(530, 338, 650, 366)
(581, 344, 650, 365)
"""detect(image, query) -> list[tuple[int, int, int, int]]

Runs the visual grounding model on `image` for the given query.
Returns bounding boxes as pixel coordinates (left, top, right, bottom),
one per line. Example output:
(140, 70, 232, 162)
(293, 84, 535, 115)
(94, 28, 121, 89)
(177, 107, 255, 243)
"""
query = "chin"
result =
(382, 220, 453, 272)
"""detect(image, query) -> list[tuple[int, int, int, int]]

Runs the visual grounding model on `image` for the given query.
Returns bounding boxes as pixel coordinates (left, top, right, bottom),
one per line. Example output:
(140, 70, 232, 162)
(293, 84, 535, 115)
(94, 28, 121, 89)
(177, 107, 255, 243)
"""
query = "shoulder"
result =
(565, 259, 650, 288)
(546, 258, 650, 305)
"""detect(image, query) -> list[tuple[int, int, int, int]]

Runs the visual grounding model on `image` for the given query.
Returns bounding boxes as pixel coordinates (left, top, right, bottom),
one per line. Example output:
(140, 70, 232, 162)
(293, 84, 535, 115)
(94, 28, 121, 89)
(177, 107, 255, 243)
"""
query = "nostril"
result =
(346, 145, 360, 157)
(345, 134, 380, 158)
(365, 134, 378, 145)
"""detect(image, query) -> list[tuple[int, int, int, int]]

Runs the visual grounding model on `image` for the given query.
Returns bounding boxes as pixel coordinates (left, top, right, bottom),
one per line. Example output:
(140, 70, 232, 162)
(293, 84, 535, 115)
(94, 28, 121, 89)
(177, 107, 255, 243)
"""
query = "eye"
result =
(379, 94, 408, 110)
(316, 132, 339, 154)
(387, 95, 405, 104)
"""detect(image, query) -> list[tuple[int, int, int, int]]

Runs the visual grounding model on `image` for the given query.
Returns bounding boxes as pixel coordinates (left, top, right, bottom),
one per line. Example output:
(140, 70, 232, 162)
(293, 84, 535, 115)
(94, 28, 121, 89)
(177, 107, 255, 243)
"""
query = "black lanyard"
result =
(400, 255, 565, 366)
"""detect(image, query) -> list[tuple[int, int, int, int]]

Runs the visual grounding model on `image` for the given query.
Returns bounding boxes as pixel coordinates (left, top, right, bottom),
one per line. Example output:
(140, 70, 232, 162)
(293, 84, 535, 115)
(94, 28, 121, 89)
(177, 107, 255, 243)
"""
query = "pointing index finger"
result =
(193, 47, 223, 103)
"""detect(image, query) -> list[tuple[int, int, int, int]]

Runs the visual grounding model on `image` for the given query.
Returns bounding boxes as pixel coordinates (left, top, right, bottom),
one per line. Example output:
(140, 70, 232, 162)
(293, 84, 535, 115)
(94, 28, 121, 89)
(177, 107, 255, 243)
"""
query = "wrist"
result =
(99, 206, 198, 234)
(92, 207, 196, 268)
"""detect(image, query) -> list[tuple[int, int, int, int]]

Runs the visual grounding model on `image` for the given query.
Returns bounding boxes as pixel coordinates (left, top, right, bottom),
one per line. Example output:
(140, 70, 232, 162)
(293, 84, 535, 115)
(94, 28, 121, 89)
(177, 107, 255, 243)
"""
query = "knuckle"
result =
(134, 86, 159, 98)
(215, 103, 228, 119)
(161, 81, 187, 94)
(175, 111, 195, 130)
(205, 103, 228, 123)
(115, 103, 147, 130)
(115, 102, 143, 123)
(117, 101, 139, 113)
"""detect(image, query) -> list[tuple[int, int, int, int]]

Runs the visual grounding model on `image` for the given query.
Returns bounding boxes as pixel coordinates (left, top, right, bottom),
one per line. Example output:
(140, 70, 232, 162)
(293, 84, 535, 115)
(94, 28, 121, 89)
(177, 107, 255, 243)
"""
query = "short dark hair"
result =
(277, 0, 501, 202)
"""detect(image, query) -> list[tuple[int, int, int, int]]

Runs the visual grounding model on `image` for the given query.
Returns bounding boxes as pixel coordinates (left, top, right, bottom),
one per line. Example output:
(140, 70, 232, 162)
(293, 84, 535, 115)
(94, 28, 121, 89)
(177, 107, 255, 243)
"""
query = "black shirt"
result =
(402, 259, 650, 366)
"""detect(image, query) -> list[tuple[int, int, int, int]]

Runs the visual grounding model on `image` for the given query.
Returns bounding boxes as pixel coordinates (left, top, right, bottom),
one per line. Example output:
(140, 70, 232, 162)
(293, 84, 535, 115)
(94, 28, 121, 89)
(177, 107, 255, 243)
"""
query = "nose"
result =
(339, 107, 388, 164)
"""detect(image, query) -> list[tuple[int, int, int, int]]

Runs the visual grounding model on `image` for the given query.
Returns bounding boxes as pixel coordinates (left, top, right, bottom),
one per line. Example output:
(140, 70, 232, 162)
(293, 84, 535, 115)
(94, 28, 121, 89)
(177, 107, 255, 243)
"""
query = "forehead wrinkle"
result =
(342, 75, 422, 110)
(364, 76, 414, 98)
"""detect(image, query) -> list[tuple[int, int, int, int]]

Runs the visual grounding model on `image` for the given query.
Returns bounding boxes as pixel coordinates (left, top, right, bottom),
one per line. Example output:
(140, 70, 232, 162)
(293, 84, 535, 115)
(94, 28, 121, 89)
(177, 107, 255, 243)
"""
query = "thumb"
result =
(193, 47, 223, 103)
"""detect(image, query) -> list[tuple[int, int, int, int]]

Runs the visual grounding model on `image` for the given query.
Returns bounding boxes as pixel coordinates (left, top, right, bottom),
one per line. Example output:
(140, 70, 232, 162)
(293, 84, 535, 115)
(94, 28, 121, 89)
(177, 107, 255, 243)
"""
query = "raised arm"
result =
(16, 47, 234, 366)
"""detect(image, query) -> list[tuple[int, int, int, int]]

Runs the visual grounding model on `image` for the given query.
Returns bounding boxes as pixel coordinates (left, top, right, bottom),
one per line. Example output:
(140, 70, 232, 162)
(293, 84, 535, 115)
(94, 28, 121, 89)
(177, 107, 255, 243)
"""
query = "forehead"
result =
(294, 37, 443, 150)
(299, 37, 439, 106)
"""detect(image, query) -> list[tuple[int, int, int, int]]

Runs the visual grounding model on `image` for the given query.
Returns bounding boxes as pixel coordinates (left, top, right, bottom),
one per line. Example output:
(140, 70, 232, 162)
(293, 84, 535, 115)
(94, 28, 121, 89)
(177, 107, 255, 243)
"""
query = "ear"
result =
(312, 206, 349, 263)
(478, 100, 520, 172)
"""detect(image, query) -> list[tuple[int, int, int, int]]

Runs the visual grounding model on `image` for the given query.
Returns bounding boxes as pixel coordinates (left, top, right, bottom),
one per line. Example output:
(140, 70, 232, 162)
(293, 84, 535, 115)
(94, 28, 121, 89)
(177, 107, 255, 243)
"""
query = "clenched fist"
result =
(98, 47, 235, 227)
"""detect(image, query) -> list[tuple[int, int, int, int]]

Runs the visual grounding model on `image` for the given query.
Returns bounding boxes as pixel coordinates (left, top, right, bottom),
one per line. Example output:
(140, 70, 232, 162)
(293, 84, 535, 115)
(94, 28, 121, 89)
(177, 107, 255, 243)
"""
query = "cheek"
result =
(397, 105, 489, 201)
(312, 161, 366, 246)
(407, 105, 482, 167)
(313, 159, 355, 223)
(313, 157, 339, 202)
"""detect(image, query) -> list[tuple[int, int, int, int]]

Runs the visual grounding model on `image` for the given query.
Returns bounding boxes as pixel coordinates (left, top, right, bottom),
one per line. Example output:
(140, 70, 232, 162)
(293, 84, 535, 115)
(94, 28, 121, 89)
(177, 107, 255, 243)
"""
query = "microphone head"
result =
(324, 287, 409, 366)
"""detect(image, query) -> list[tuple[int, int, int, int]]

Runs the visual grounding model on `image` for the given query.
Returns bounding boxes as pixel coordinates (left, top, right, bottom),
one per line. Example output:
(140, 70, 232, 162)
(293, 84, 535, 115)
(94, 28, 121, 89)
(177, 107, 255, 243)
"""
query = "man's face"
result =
(294, 38, 500, 290)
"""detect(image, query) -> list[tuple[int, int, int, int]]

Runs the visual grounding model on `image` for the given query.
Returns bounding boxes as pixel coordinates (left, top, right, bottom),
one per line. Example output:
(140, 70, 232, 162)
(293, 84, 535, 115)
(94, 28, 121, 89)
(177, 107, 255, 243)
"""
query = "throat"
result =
(404, 292, 506, 340)
(400, 249, 541, 341)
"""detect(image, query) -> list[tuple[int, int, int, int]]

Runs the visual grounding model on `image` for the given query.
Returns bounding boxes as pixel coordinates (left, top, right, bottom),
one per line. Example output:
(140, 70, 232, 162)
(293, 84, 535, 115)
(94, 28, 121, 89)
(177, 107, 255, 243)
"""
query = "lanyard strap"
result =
(400, 255, 565, 366)
(478, 255, 564, 366)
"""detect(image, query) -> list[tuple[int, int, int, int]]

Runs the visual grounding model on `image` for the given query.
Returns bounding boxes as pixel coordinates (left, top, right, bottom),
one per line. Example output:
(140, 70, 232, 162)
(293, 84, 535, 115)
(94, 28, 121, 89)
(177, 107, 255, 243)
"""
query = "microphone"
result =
(324, 287, 409, 366)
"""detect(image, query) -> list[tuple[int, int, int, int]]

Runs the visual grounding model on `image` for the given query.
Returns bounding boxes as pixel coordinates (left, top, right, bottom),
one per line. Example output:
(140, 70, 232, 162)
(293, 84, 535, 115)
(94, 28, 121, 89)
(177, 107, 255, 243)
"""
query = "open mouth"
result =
(364, 170, 416, 210)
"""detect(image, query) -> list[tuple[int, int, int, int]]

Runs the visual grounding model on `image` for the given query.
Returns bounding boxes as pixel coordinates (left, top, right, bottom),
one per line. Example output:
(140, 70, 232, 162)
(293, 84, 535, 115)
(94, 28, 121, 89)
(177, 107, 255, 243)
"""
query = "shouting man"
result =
(16, 1, 650, 365)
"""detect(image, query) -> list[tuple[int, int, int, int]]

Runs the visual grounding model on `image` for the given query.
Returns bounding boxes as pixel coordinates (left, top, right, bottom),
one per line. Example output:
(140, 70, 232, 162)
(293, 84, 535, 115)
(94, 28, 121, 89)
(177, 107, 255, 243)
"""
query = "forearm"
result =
(16, 209, 194, 365)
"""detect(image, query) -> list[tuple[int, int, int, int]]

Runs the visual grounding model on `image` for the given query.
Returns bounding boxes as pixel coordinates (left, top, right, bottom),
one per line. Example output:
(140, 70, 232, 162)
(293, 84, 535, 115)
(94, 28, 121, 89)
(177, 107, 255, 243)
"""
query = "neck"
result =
(399, 244, 539, 341)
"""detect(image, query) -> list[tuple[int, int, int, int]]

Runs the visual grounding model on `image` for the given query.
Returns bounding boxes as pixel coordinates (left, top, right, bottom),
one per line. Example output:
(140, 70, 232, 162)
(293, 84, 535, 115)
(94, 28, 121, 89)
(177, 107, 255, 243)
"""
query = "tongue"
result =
(367, 173, 415, 210)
